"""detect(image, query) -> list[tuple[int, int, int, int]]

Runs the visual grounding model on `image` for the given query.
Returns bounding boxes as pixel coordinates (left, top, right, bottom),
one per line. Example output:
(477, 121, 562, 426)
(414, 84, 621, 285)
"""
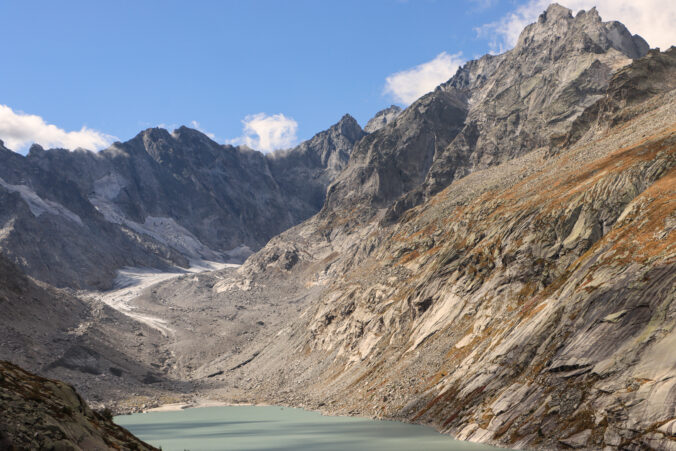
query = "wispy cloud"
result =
(0, 104, 115, 153)
(156, 122, 178, 131)
(477, 0, 676, 53)
(384, 52, 465, 105)
(189, 120, 217, 140)
(229, 113, 298, 153)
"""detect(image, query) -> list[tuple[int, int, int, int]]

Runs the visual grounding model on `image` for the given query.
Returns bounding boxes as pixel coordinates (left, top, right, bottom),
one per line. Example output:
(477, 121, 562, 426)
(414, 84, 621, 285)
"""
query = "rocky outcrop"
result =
(322, 85, 468, 221)
(0, 114, 364, 288)
(0, 361, 156, 450)
(561, 47, 676, 147)
(0, 144, 191, 289)
(364, 105, 402, 133)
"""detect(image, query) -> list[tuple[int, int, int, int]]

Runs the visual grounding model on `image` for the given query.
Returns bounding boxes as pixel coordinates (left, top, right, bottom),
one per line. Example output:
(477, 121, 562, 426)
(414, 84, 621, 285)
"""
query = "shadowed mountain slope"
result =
(0, 115, 364, 288)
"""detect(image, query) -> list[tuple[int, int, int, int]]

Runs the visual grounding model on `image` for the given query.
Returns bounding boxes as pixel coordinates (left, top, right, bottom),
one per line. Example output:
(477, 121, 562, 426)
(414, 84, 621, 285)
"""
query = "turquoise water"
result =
(115, 405, 498, 451)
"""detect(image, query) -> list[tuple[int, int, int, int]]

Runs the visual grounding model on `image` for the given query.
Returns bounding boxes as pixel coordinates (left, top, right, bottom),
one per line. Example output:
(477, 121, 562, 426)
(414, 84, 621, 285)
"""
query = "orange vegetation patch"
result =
(412, 390, 452, 421)
(547, 137, 673, 209)
(426, 370, 448, 388)
(398, 249, 421, 265)
(484, 128, 676, 227)
(519, 300, 547, 322)
(598, 167, 676, 265)
(409, 223, 439, 240)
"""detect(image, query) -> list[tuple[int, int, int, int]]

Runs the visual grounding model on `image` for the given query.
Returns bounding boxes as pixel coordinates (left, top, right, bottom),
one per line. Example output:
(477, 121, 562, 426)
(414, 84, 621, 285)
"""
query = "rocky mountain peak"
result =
(172, 125, 216, 145)
(128, 127, 174, 160)
(137, 126, 172, 142)
(541, 2, 574, 21)
(364, 105, 402, 133)
(266, 114, 366, 213)
(131, 126, 225, 167)
(330, 114, 364, 141)
(170, 126, 227, 163)
(27, 143, 45, 156)
(516, 3, 649, 60)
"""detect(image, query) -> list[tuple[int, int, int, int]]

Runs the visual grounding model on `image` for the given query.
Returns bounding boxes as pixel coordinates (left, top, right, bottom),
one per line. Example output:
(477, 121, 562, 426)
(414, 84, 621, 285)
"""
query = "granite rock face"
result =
(1, 4, 674, 451)
(267, 114, 366, 219)
(0, 115, 364, 288)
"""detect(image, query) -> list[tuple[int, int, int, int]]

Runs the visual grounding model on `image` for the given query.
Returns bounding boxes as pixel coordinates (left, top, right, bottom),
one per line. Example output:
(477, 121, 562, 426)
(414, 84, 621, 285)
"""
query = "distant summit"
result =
(364, 105, 402, 133)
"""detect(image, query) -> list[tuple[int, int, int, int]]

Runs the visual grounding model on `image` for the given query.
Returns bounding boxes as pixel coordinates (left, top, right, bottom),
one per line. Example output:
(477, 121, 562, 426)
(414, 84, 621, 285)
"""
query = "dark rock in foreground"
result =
(0, 360, 156, 450)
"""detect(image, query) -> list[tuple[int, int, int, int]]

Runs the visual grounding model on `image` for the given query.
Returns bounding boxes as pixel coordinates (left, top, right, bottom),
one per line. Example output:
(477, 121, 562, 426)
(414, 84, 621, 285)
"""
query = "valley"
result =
(1, 4, 675, 450)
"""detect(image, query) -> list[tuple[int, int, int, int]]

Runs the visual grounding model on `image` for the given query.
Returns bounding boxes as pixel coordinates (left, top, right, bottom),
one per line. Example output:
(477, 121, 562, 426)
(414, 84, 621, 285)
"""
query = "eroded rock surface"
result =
(323, 4, 651, 225)
(1, 5, 674, 451)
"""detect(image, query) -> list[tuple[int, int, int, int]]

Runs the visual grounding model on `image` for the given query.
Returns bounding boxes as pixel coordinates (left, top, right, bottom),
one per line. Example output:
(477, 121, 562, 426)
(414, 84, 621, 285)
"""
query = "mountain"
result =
(0, 253, 191, 409)
(322, 4, 650, 225)
(0, 115, 364, 288)
(0, 360, 156, 450)
(267, 114, 366, 218)
(364, 105, 402, 133)
(213, 45, 676, 451)
(167, 5, 674, 451)
(1, 3, 674, 451)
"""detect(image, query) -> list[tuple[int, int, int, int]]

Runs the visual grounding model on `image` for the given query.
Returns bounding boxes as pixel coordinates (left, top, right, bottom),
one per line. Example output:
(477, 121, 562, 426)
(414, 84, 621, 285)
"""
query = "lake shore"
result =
(145, 399, 261, 412)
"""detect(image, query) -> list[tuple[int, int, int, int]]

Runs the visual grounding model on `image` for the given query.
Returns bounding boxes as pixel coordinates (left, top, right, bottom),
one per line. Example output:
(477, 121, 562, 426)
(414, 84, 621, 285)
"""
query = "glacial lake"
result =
(115, 405, 499, 450)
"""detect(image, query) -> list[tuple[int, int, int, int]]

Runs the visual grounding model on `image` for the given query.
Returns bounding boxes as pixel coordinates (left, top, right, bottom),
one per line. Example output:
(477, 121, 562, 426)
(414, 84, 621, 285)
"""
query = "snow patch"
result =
(89, 194, 223, 260)
(92, 172, 126, 200)
(88, 260, 237, 336)
(0, 176, 83, 225)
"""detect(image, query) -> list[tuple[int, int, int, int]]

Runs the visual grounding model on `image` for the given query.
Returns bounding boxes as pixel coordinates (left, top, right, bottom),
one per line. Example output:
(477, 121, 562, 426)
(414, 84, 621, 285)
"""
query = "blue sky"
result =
(1, 0, 673, 153)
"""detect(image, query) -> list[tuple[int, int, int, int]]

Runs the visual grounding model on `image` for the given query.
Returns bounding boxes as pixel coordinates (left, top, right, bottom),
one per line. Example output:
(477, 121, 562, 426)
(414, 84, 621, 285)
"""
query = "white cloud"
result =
(230, 113, 298, 153)
(0, 104, 115, 153)
(189, 120, 217, 140)
(477, 0, 676, 53)
(156, 122, 178, 131)
(384, 52, 465, 105)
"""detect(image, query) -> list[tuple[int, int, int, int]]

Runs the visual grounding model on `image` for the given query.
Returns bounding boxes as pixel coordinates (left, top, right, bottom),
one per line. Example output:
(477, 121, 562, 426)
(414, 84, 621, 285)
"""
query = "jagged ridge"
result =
(0, 114, 364, 288)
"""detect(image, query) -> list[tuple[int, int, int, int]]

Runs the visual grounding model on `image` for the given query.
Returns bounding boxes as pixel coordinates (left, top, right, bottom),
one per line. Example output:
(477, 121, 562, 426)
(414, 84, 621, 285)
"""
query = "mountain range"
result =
(0, 4, 674, 450)
(0, 114, 364, 288)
